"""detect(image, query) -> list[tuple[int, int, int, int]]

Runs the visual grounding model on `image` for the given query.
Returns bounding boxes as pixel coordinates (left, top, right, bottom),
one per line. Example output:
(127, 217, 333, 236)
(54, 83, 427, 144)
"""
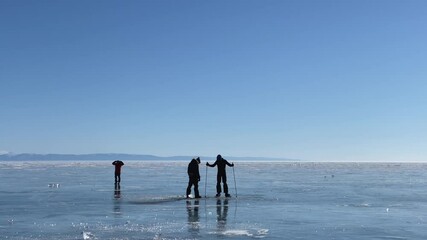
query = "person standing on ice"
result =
(206, 154, 234, 197)
(112, 160, 124, 183)
(186, 157, 202, 198)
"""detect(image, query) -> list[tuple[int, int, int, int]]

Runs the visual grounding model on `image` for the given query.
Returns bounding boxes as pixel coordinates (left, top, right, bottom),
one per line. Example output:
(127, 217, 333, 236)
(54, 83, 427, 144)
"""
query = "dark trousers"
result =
(186, 177, 200, 197)
(216, 174, 229, 194)
(115, 172, 121, 183)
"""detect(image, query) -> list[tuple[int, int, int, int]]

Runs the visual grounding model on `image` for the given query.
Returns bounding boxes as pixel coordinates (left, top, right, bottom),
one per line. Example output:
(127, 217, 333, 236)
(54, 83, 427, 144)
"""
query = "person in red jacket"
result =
(112, 160, 124, 183)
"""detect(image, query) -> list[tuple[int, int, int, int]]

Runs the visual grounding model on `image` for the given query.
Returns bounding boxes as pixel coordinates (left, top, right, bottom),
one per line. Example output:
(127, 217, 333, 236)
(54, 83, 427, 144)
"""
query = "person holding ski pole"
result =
(206, 154, 234, 197)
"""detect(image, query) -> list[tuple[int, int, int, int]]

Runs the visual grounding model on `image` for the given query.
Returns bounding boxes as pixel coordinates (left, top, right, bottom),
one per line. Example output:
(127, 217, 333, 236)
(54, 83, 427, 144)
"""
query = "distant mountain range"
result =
(0, 153, 296, 161)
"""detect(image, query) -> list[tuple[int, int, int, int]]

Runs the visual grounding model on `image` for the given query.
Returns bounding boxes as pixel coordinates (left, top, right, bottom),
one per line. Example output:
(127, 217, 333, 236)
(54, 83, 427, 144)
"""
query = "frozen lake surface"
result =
(1, 161, 427, 239)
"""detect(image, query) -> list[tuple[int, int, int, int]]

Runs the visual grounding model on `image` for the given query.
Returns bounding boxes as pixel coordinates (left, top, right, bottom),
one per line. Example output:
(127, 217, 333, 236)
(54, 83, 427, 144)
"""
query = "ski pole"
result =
(232, 163, 237, 197)
(205, 165, 208, 198)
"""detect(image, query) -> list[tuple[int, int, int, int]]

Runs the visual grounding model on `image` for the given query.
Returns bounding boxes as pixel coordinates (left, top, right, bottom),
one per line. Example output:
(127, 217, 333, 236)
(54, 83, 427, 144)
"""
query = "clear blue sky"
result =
(1, 0, 426, 161)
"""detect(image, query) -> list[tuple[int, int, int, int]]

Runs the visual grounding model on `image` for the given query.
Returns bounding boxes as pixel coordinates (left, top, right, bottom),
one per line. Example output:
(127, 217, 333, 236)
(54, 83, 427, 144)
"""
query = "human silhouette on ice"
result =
(206, 154, 234, 197)
(112, 160, 124, 183)
(186, 157, 202, 198)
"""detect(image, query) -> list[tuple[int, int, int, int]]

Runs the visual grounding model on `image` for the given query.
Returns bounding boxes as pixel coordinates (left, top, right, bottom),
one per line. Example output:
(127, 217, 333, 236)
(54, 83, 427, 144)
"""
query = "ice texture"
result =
(1, 161, 427, 239)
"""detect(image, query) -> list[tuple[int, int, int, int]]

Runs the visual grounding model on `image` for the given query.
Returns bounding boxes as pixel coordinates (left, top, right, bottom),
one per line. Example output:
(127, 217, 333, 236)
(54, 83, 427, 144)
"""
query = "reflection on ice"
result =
(186, 200, 200, 235)
(113, 183, 121, 215)
(114, 183, 121, 199)
(216, 199, 228, 233)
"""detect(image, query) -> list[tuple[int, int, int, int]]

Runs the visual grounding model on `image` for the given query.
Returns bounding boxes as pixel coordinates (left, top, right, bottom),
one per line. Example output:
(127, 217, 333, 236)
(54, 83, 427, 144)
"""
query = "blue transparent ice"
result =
(1, 161, 427, 239)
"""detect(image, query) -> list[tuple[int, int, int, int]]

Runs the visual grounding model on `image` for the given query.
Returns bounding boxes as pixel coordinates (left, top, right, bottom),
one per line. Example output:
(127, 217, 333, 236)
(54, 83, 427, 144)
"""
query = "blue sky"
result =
(1, 0, 426, 161)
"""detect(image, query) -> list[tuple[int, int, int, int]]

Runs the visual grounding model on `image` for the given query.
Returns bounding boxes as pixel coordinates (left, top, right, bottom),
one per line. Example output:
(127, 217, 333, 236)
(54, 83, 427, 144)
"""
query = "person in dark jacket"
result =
(186, 157, 202, 198)
(112, 160, 124, 183)
(206, 154, 234, 197)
